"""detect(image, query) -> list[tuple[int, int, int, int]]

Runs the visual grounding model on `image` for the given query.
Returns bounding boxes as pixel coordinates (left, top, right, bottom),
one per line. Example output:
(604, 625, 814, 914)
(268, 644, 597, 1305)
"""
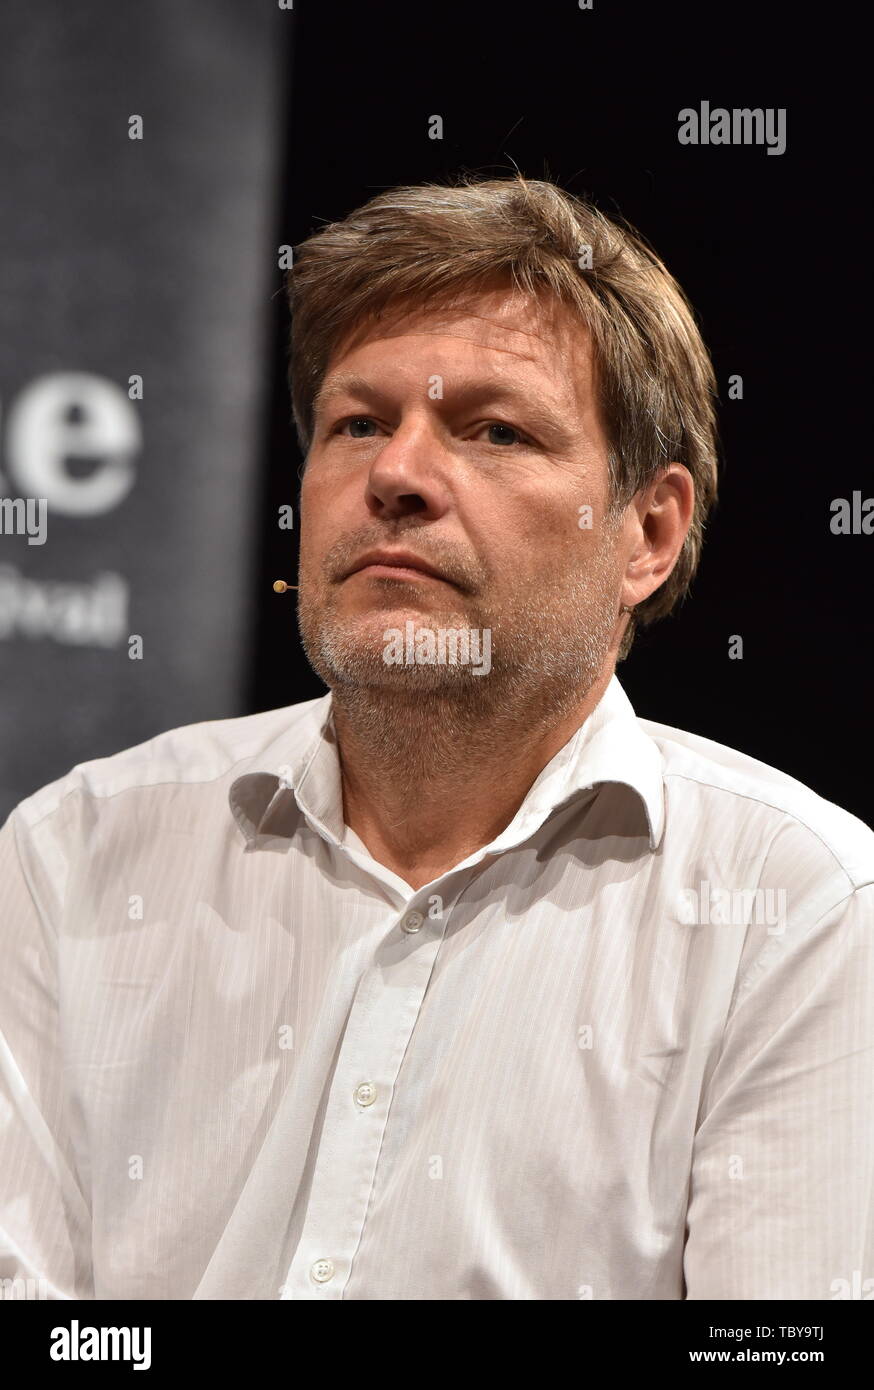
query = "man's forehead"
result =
(377, 286, 569, 333)
(325, 286, 594, 378)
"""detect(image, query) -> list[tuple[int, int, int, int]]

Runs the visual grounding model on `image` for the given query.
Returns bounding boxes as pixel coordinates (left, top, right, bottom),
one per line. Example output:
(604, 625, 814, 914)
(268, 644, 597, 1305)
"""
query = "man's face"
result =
(296, 284, 628, 707)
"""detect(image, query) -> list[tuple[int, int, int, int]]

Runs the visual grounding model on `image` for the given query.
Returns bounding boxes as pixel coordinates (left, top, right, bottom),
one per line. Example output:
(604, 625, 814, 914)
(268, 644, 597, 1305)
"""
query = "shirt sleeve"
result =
(0, 808, 93, 1299)
(683, 881, 874, 1299)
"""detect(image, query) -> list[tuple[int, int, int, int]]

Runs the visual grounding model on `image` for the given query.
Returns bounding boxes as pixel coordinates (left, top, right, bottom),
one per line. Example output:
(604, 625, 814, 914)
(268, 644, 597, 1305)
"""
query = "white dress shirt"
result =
(1, 675, 872, 1300)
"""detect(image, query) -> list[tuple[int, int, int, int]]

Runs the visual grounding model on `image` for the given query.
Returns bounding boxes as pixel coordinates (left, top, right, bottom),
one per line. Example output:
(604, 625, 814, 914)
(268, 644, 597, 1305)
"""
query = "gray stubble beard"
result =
(296, 538, 622, 780)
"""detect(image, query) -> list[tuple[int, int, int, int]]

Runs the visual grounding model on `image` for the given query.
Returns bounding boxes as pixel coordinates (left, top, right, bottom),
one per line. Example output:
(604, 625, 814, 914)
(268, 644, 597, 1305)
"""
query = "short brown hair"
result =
(286, 173, 719, 657)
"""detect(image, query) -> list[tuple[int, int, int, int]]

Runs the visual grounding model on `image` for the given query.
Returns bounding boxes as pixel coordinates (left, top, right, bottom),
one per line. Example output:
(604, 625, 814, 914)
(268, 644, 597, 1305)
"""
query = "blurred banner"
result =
(0, 0, 284, 818)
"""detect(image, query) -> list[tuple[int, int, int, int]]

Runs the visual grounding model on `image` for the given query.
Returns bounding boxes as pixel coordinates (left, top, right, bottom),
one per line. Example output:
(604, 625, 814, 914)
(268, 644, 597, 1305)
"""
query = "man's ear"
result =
(619, 463, 694, 609)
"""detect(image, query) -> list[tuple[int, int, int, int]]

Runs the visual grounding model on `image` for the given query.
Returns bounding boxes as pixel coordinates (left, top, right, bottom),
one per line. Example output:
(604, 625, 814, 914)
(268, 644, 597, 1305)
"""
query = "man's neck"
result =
(332, 666, 615, 890)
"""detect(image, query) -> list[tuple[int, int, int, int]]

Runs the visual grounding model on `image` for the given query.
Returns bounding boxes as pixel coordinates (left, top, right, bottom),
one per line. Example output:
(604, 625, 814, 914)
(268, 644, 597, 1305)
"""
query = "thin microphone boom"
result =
(273, 580, 298, 592)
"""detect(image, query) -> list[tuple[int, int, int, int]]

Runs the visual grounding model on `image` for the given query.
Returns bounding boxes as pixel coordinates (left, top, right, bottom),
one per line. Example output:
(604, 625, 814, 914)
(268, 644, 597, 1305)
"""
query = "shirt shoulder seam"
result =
(661, 768, 870, 894)
(14, 751, 267, 834)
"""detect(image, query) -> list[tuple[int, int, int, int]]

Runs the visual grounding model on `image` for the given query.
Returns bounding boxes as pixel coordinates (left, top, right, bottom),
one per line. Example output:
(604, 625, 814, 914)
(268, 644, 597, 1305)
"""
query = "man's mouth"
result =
(343, 549, 453, 585)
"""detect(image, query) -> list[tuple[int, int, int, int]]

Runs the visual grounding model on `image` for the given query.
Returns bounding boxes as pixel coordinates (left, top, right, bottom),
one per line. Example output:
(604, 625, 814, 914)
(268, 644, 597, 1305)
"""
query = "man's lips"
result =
(343, 550, 453, 584)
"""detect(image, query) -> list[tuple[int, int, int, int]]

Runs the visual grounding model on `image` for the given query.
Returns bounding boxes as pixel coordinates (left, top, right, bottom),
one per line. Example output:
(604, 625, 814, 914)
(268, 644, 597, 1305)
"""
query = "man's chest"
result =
(59, 840, 735, 1298)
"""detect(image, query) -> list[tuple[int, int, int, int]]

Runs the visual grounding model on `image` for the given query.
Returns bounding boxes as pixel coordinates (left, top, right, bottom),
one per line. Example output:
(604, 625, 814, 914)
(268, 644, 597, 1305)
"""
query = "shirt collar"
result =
(228, 674, 665, 854)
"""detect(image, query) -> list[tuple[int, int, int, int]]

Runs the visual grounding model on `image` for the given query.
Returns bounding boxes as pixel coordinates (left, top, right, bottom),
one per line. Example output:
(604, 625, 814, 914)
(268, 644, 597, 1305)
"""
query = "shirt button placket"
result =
(280, 893, 454, 1300)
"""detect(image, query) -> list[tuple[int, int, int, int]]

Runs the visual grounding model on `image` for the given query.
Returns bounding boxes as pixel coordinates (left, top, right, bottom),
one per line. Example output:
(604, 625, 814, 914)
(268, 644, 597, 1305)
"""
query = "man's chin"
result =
(314, 647, 490, 692)
(329, 667, 488, 697)
(303, 615, 495, 695)
(317, 606, 478, 648)
(336, 598, 473, 627)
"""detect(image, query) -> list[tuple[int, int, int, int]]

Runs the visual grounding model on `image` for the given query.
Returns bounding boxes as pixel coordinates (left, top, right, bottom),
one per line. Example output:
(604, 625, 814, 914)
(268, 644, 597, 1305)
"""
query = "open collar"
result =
(228, 675, 665, 853)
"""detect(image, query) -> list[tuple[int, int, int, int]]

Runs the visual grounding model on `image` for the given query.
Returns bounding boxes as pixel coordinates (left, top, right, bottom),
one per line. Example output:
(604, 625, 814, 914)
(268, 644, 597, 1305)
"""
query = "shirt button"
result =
(402, 910, 424, 933)
(310, 1258, 335, 1284)
(354, 1082, 377, 1107)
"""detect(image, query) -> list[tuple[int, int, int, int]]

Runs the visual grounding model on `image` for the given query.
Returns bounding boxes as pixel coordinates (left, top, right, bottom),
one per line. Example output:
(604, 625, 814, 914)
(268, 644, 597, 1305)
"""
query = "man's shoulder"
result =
(12, 694, 329, 831)
(639, 713, 874, 893)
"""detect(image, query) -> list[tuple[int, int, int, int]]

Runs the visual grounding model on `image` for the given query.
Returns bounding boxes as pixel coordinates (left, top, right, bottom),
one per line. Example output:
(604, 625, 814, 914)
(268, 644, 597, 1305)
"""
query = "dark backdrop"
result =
(2, 0, 870, 827)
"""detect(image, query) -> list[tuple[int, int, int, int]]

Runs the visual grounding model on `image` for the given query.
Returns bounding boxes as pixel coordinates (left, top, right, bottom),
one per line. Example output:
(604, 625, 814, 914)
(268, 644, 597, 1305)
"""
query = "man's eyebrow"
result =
(312, 372, 380, 417)
(312, 372, 575, 441)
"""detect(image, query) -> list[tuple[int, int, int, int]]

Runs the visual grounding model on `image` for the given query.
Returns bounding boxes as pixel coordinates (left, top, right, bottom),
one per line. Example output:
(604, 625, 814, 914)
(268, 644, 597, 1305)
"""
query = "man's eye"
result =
(329, 417, 529, 446)
(481, 422, 528, 447)
(334, 417, 380, 438)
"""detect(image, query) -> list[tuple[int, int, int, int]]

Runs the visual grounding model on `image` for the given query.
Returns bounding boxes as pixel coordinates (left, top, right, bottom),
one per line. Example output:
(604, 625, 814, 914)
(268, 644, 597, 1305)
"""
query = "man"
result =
(1, 175, 872, 1301)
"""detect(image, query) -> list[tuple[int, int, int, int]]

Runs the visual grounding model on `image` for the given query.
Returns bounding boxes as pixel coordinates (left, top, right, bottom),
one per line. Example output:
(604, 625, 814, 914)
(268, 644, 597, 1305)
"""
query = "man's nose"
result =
(363, 419, 452, 521)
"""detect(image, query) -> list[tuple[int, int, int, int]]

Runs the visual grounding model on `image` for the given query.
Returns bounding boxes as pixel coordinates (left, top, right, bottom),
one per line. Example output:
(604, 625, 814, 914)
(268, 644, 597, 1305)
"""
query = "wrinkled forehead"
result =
(326, 280, 595, 372)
